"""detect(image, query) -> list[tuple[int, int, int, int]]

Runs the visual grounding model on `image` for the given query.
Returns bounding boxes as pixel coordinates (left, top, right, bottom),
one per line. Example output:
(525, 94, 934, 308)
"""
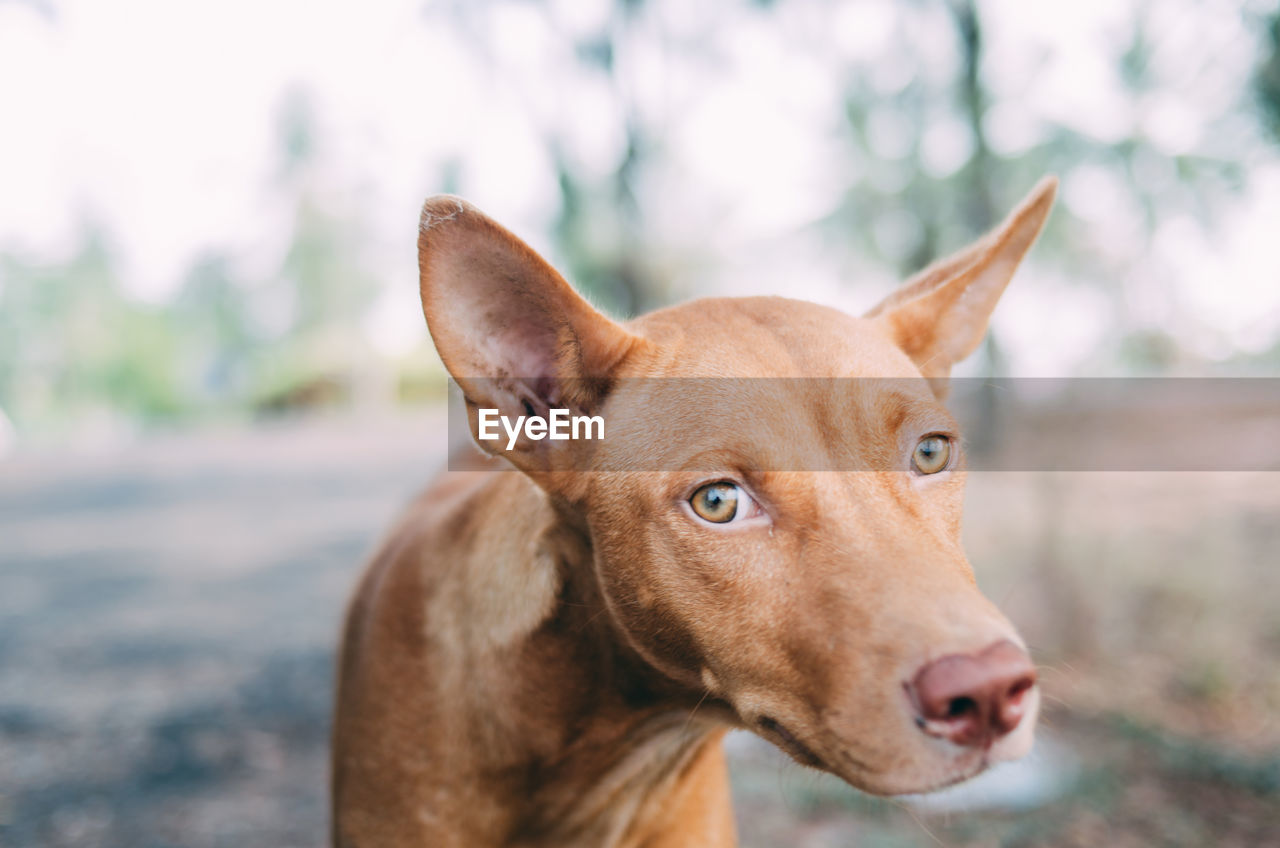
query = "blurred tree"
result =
(249, 88, 381, 412)
(1256, 7, 1280, 143)
(172, 252, 258, 406)
(0, 83, 388, 431)
(949, 0, 997, 234)
(4, 0, 1278, 436)
(545, 1, 659, 317)
(0, 229, 183, 431)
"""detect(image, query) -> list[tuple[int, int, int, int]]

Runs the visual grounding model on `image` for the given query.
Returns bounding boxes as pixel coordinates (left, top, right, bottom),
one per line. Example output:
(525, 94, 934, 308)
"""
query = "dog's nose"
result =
(908, 639, 1036, 748)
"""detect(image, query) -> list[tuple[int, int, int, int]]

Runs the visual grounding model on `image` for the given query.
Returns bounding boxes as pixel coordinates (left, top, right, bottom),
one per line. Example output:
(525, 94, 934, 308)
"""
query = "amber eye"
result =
(912, 435, 952, 475)
(689, 482, 741, 523)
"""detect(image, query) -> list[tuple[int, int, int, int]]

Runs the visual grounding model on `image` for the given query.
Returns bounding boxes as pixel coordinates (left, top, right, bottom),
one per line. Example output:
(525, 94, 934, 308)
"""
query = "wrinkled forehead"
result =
(624, 296, 923, 380)
(601, 378, 949, 472)
(602, 300, 950, 473)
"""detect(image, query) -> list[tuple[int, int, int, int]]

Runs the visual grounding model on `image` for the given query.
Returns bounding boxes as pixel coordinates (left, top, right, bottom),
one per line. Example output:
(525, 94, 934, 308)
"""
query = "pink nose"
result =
(908, 639, 1037, 748)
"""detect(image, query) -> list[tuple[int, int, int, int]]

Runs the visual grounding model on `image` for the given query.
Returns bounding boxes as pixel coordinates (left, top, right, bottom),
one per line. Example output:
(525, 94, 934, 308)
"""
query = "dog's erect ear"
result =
(418, 195, 639, 473)
(867, 178, 1057, 387)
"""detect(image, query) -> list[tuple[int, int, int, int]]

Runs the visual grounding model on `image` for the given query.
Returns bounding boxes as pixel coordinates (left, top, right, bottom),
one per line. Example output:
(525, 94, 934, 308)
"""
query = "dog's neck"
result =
(452, 472, 729, 845)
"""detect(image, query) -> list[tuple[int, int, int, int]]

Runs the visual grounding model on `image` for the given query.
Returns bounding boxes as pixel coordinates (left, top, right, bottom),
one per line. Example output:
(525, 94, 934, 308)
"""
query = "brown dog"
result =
(332, 179, 1057, 847)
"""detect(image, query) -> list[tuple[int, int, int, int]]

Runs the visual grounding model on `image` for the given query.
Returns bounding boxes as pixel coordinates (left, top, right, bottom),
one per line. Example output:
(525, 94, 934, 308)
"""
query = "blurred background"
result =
(1, 0, 1279, 845)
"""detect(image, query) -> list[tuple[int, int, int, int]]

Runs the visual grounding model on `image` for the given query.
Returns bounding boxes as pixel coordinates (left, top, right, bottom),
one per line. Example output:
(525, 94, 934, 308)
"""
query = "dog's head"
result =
(418, 180, 1056, 795)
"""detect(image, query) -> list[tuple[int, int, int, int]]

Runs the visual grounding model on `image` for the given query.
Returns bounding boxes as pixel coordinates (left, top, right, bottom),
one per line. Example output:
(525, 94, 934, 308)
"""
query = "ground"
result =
(2, 412, 1277, 847)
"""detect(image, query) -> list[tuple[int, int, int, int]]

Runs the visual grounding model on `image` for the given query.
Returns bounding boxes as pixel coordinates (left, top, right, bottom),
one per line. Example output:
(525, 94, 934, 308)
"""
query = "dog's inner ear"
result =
(417, 196, 638, 465)
(867, 178, 1057, 389)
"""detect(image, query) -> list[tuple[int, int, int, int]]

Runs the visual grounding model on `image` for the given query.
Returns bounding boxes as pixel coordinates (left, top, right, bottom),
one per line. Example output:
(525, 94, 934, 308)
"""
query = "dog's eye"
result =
(689, 482, 754, 524)
(912, 435, 952, 475)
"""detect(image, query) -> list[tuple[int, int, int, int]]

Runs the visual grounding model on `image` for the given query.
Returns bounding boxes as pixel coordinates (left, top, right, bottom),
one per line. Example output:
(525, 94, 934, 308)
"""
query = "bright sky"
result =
(1, 0, 1277, 372)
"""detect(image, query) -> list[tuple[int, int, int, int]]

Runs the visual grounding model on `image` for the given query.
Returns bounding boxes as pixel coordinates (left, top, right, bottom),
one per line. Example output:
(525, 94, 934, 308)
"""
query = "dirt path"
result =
(0, 414, 444, 847)
(3, 414, 1277, 847)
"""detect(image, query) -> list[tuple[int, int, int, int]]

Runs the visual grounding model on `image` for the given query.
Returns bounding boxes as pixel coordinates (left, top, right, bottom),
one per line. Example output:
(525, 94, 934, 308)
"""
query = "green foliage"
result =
(0, 232, 184, 428)
(3, 0, 1277, 437)
(0, 81, 390, 438)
